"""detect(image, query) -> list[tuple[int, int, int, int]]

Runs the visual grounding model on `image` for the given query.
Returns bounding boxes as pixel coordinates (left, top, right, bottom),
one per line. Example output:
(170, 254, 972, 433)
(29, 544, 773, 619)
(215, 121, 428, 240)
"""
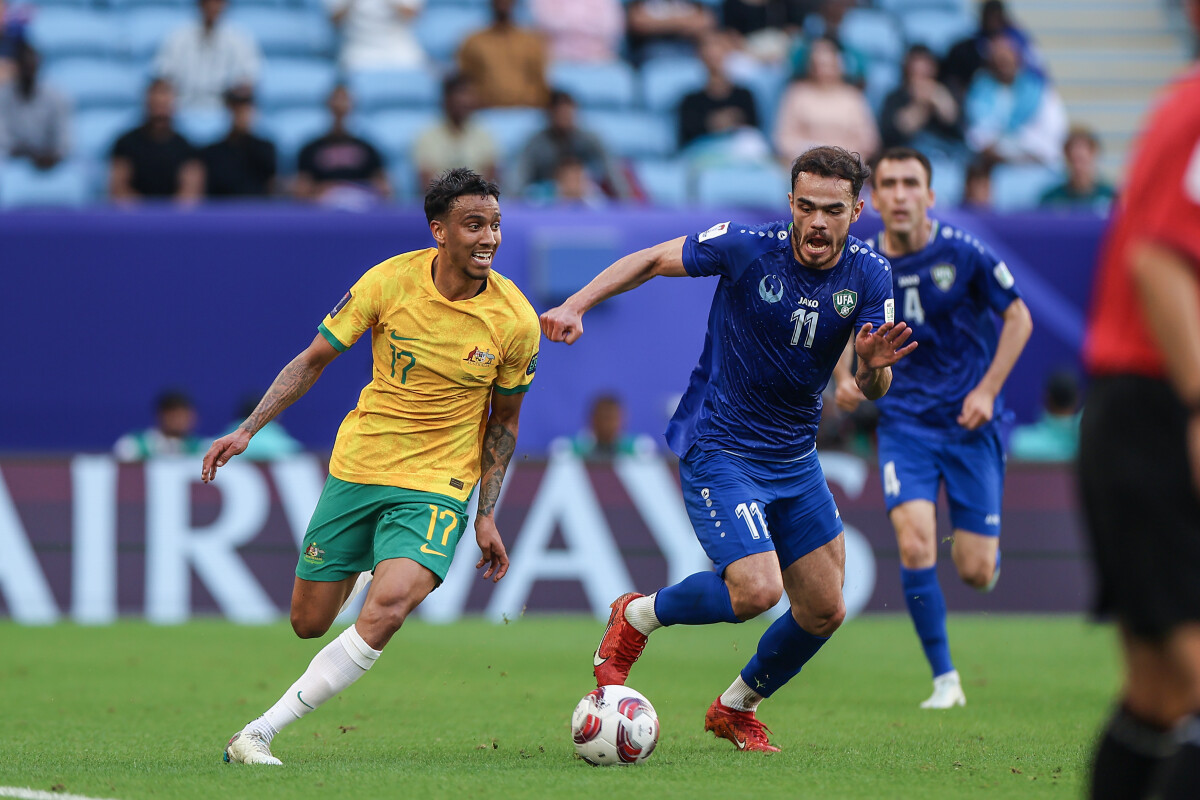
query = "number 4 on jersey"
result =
(903, 287, 925, 325)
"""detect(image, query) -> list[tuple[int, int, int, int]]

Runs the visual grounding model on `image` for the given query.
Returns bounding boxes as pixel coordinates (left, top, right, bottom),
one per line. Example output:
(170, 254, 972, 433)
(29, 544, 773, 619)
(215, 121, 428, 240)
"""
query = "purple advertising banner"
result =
(0, 454, 1090, 625)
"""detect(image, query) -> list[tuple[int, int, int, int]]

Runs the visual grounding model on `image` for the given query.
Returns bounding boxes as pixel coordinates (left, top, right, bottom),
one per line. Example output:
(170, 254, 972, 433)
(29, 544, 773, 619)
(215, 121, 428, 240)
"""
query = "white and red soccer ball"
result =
(571, 685, 660, 766)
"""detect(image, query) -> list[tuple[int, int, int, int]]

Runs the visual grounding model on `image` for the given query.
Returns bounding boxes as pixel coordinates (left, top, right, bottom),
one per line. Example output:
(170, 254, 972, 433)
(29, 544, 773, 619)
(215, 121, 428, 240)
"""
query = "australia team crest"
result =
(832, 289, 858, 318)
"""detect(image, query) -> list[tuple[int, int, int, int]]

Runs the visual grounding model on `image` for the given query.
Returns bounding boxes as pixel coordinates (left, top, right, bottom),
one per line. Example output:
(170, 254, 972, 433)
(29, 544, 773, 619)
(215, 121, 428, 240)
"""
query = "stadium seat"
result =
(694, 162, 790, 209)
(414, 5, 492, 63)
(346, 68, 441, 112)
(257, 58, 338, 111)
(838, 9, 904, 65)
(225, 8, 334, 57)
(388, 157, 418, 203)
(990, 163, 1063, 212)
(42, 59, 145, 111)
(176, 106, 229, 146)
(126, 7, 192, 60)
(632, 158, 690, 207)
(736, 64, 788, 138)
(358, 108, 440, 166)
(580, 109, 675, 159)
(928, 154, 966, 207)
(899, 10, 975, 57)
(0, 159, 92, 208)
(863, 59, 901, 115)
(475, 106, 545, 159)
(27, 9, 127, 60)
(548, 61, 637, 109)
(875, 0, 969, 16)
(74, 107, 141, 162)
(639, 56, 706, 113)
(260, 107, 332, 173)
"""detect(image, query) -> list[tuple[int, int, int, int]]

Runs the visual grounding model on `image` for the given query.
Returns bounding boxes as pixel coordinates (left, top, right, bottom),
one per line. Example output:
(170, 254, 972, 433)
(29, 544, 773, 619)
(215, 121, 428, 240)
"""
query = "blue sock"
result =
(738, 610, 830, 698)
(653, 571, 739, 626)
(901, 565, 954, 678)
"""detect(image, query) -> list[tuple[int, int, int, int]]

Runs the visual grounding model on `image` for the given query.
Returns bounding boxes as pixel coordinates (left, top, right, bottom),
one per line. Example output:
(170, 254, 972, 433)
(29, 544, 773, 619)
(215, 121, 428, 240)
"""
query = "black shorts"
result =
(1078, 375, 1200, 639)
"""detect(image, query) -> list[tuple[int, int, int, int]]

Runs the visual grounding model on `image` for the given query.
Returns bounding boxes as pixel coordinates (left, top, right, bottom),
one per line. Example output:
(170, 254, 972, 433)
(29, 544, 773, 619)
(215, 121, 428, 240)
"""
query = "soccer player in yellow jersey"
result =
(201, 168, 541, 766)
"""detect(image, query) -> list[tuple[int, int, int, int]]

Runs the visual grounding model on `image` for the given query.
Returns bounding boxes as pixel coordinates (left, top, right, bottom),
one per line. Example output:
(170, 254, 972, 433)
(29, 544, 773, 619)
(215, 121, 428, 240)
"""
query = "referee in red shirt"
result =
(1080, 2, 1200, 797)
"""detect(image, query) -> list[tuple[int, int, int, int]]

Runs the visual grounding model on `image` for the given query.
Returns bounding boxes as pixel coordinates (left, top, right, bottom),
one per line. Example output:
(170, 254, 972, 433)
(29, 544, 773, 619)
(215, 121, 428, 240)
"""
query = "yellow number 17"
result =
(425, 505, 458, 547)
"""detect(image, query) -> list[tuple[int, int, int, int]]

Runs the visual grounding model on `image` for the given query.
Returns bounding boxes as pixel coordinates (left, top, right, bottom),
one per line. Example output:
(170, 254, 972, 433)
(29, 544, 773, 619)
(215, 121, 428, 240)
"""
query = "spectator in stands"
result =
(679, 31, 760, 149)
(110, 79, 205, 203)
(457, 0, 549, 108)
(0, 0, 31, 86)
(526, 154, 608, 207)
(560, 394, 656, 459)
(964, 34, 1066, 166)
(0, 41, 70, 170)
(532, 0, 624, 64)
(941, 0, 1040, 100)
(114, 389, 204, 461)
(721, 0, 811, 64)
(1039, 126, 1117, 213)
(294, 85, 390, 207)
(961, 157, 992, 209)
(514, 89, 629, 199)
(879, 44, 962, 155)
(413, 73, 497, 190)
(1010, 369, 1082, 462)
(222, 391, 303, 461)
(624, 0, 716, 65)
(788, 0, 868, 87)
(154, 0, 261, 110)
(327, 0, 425, 72)
(201, 85, 276, 197)
(773, 37, 879, 164)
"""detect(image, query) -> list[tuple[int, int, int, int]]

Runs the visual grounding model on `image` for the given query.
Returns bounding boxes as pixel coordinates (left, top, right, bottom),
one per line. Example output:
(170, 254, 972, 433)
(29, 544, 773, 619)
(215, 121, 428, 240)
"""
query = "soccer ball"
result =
(571, 685, 660, 766)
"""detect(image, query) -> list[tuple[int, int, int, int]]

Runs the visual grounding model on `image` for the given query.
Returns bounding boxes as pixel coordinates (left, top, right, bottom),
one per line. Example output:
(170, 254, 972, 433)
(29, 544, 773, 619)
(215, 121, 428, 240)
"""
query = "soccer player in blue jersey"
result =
(834, 147, 1032, 709)
(540, 146, 916, 752)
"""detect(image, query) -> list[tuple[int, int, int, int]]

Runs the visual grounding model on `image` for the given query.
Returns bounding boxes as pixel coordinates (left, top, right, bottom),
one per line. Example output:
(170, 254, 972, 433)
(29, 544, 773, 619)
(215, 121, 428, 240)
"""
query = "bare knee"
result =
(958, 559, 995, 590)
(795, 597, 846, 637)
(357, 596, 417, 642)
(727, 573, 783, 621)
(892, 508, 937, 569)
(291, 608, 334, 640)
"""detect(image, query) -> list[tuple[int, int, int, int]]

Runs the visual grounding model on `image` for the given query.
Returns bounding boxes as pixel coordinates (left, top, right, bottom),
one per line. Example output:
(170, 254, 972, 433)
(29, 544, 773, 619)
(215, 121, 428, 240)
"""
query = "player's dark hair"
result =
(872, 147, 934, 188)
(424, 167, 500, 223)
(155, 389, 193, 413)
(790, 146, 871, 199)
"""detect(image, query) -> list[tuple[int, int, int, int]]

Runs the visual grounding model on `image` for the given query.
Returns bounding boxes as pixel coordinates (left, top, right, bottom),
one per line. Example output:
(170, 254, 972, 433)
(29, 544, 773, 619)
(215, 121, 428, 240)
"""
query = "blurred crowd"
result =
(0, 0, 1115, 211)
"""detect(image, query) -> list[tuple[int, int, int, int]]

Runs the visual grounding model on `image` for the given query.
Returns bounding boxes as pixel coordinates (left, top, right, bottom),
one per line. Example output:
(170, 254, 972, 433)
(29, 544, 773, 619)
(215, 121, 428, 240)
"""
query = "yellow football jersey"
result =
(317, 248, 540, 501)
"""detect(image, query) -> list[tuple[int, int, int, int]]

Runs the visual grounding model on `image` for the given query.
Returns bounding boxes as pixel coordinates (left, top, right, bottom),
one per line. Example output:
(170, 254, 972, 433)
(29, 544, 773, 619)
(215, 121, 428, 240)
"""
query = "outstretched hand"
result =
(475, 516, 510, 583)
(200, 429, 251, 483)
(539, 305, 584, 345)
(854, 321, 917, 370)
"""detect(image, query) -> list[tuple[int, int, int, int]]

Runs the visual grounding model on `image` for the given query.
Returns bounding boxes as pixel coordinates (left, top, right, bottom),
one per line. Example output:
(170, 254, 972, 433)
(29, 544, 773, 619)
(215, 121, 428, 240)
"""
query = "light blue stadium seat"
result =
(839, 8, 904, 64)
(225, 8, 334, 57)
(928, 154, 966, 207)
(27, 9, 126, 59)
(475, 106, 545, 159)
(900, 10, 975, 57)
(632, 158, 689, 207)
(359, 108, 441, 165)
(876, 0, 969, 16)
(388, 157, 418, 203)
(991, 163, 1063, 212)
(261, 107, 331, 172)
(736, 64, 787, 137)
(580, 109, 675, 159)
(549, 61, 637, 109)
(0, 159, 92, 208)
(695, 162, 790, 209)
(74, 107, 141, 162)
(347, 68, 441, 112)
(864, 59, 901, 115)
(257, 58, 338, 111)
(42, 59, 145, 111)
(25, 0, 92, 8)
(176, 106, 229, 146)
(639, 56, 706, 113)
(414, 5, 491, 63)
(126, 7, 192, 60)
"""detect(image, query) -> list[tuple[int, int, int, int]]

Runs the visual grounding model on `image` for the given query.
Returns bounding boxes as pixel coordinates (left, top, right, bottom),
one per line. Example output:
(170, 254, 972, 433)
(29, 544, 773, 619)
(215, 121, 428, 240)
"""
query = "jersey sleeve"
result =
(681, 221, 762, 281)
(494, 309, 540, 395)
(971, 239, 1022, 315)
(856, 253, 895, 329)
(1144, 130, 1200, 269)
(317, 266, 385, 352)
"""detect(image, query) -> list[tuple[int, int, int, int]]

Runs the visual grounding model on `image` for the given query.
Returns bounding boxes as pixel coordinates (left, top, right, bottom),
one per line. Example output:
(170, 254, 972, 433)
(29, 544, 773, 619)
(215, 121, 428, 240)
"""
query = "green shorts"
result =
(296, 475, 469, 584)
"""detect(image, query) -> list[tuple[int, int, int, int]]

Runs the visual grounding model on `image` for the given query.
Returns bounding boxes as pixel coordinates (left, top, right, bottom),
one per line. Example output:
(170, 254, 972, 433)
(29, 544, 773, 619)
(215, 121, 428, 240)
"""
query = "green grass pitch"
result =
(0, 615, 1118, 799)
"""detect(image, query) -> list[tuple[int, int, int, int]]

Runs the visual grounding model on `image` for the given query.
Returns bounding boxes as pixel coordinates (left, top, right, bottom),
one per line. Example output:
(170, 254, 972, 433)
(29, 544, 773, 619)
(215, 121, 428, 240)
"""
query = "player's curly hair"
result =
(790, 146, 871, 199)
(424, 168, 501, 223)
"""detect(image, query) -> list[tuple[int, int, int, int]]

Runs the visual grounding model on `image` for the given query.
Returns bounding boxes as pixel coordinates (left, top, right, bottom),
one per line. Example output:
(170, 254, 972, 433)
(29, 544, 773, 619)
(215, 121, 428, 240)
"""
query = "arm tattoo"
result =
(478, 417, 517, 517)
(240, 356, 323, 436)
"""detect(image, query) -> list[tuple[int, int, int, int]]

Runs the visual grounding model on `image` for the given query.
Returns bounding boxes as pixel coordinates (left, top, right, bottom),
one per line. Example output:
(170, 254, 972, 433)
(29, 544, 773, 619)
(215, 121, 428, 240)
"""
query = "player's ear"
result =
(430, 218, 446, 245)
(927, 187, 937, 211)
(850, 198, 865, 222)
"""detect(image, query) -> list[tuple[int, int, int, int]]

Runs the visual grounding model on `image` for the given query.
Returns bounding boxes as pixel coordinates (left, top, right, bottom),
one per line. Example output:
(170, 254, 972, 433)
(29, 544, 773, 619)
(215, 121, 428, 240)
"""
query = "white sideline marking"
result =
(0, 787, 120, 800)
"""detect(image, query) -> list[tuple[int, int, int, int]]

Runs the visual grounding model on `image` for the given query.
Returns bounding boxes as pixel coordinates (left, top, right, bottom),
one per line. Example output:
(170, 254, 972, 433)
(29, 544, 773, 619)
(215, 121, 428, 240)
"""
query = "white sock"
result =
(720, 675, 764, 713)
(624, 593, 663, 636)
(249, 625, 382, 742)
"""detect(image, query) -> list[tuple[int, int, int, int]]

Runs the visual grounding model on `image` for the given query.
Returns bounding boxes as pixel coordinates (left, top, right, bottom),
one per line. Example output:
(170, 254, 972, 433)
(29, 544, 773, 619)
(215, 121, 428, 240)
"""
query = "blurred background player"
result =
(1079, 1, 1200, 795)
(206, 168, 539, 765)
(541, 146, 914, 752)
(114, 388, 204, 461)
(834, 147, 1032, 709)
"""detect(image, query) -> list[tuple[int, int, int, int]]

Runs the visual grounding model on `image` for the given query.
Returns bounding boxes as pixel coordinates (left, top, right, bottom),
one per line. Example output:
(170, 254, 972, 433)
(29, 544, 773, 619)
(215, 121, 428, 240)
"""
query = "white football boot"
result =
(224, 728, 283, 766)
(338, 570, 373, 616)
(920, 670, 967, 709)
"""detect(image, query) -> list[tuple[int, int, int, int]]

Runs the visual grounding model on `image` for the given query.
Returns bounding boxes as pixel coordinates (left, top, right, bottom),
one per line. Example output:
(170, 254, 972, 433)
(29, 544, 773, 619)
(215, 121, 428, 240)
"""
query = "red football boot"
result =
(704, 696, 781, 753)
(592, 592, 649, 687)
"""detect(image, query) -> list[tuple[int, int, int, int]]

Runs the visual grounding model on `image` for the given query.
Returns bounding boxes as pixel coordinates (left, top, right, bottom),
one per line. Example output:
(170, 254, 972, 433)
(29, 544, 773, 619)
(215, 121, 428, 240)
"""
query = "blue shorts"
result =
(876, 425, 1005, 536)
(678, 446, 843, 575)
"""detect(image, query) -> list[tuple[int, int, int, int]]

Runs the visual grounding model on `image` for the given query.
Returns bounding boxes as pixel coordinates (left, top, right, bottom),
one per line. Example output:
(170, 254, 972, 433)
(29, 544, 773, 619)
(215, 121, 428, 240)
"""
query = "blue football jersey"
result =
(871, 219, 1022, 435)
(666, 220, 895, 461)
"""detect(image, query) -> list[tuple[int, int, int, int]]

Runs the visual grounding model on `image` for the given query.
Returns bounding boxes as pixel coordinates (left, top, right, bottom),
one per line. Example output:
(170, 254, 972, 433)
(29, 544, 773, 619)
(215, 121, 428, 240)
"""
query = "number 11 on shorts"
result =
(735, 501, 770, 540)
